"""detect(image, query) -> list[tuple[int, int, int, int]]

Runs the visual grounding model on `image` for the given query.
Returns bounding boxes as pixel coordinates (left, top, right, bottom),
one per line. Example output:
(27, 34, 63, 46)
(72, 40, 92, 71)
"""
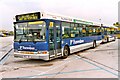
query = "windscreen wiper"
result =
(19, 33, 26, 43)
(19, 36, 23, 43)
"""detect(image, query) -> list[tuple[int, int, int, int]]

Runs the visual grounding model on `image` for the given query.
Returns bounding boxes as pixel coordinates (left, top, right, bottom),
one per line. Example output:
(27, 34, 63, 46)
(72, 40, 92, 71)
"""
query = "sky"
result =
(0, 0, 119, 31)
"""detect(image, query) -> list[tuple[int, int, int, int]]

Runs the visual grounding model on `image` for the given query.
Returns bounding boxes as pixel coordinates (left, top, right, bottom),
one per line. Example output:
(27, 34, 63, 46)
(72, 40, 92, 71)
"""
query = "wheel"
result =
(113, 37, 116, 41)
(107, 37, 109, 42)
(93, 41, 96, 48)
(62, 46, 69, 59)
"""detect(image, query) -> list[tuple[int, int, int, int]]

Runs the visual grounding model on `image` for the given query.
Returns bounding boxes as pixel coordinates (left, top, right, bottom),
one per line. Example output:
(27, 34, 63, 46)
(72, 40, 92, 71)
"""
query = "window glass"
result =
(62, 22, 70, 39)
(15, 21, 46, 42)
(70, 23, 75, 37)
(28, 21, 46, 41)
(82, 25, 86, 37)
(75, 24, 79, 37)
(96, 27, 101, 35)
(88, 25, 93, 36)
(70, 23, 79, 38)
(77, 24, 82, 37)
(86, 25, 90, 36)
(15, 23, 27, 41)
(92, 27, 97, 36)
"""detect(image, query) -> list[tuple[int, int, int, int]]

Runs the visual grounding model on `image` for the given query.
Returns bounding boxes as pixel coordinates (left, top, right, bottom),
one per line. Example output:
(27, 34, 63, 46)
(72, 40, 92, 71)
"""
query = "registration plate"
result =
(23, 55, 32, 58)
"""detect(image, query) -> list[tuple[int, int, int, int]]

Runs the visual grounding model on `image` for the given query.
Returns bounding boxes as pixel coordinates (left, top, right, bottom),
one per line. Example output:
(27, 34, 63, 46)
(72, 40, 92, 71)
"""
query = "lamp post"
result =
(99, 19, 103, 27)
(99, 19, 103, 37)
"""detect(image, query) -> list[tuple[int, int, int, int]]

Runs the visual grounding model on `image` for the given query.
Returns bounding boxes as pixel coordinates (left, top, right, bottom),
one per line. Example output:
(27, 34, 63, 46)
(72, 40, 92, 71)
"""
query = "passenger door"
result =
(49, 21, 62, 59)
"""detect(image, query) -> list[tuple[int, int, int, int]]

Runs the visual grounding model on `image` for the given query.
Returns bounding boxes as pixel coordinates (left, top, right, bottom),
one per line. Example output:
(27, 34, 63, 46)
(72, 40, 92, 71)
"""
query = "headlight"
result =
(42, 51, 47, 54)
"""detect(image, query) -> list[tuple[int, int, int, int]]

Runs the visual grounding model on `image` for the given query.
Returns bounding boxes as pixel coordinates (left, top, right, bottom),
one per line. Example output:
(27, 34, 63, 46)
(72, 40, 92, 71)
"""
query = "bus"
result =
(102, 25, 117, 42)
(14, 12, 103, 60)
(0, 32, 6, 37)
(116, 27, 120, 39)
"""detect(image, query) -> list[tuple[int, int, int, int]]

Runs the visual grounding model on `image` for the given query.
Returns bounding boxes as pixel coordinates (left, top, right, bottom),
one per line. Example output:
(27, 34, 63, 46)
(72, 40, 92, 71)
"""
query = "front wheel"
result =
(62, 46, 69, 59)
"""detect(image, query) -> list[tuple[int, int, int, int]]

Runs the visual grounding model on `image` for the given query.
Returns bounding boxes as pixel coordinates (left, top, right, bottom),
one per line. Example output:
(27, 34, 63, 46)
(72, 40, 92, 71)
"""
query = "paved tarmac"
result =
(0, 37, 119, 78)
(0, 36, 13, 60)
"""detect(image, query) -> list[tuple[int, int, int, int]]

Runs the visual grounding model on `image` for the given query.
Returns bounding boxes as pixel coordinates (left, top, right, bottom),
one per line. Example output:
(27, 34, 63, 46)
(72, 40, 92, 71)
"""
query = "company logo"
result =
(70, 39, 84, 45)
(20, 46, 35, 50)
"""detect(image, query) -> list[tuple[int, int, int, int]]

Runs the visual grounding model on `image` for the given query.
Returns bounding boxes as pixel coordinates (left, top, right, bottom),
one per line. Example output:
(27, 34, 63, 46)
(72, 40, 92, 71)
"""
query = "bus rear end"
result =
(102, 26, 116, 42)
(116, 27, 120, 39)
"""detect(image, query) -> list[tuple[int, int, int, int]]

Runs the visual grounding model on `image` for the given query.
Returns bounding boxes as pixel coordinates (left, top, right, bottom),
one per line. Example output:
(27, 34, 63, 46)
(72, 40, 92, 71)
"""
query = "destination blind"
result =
(15, 12, 40, 21)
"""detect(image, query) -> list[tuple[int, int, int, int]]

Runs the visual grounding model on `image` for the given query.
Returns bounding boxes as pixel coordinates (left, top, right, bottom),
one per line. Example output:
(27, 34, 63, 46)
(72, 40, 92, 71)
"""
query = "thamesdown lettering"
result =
(20, 46, 35, 50)
(70, 39, 84, 45)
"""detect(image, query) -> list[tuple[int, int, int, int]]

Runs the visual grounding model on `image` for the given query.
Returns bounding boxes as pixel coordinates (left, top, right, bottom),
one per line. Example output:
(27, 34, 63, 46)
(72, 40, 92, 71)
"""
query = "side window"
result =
(86, 25, 90, 36)
(92, 27, 96, 36)
(92, 27, 101, 36)
(101, 27, 104, 34)
(49, 22, 54, 42)
(82, 25, 86, 37)
(107, 28, 110, 35)
(88, 26, 93, 36)
(62, 22, 70, 39)
(56, 23, 61, 42)
(70, 23, 79, 38)
(110, 28, 114, 34)
(75, 24, 79, 37)
(104, 28, 107, 35)
(78, 24, 83, 37)
(97, 27, 101, 35)
(70, 23, 74, 37)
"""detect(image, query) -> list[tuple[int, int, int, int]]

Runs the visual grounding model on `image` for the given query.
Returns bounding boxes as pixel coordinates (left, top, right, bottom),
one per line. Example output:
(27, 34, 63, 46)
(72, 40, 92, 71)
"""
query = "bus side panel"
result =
(62, 35, 102, 54)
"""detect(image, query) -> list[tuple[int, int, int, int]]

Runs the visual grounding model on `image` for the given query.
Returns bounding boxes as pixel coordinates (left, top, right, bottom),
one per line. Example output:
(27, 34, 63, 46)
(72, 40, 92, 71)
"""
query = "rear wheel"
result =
(62, 46, 69, 59)
(93, 41, 96, 48)
(113, 36, 116, 41)
(107, 37, 109, 42)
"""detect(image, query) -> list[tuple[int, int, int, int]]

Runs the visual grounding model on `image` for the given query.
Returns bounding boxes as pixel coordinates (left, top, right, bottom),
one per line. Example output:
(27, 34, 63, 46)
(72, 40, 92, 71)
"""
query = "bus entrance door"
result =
(49, 21, 62, 59)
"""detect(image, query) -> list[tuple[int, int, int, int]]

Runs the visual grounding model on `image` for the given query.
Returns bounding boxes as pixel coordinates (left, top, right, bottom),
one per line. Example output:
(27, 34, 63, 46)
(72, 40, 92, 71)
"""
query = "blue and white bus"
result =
(102, 25, 117, 42)
(14, 12, 103, 60)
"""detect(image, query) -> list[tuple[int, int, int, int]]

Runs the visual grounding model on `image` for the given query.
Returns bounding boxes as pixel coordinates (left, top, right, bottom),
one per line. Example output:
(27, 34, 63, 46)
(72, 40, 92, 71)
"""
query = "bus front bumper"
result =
(14, 52, 49, 61)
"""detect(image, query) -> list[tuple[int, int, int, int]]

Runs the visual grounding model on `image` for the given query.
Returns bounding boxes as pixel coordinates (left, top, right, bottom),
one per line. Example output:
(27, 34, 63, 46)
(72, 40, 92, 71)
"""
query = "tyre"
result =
(62, 46, 69, 59)
(113, 37, 116, 41)
(93, 41, 96, 48)
(107, 37, 109, 42)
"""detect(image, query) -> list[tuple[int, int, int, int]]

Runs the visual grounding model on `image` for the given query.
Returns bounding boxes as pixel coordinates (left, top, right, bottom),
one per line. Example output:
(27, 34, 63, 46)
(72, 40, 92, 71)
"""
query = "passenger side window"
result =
(62, 22, 70, 39)
(82, 25, 86, 37)
(70, 23, 76, 38)
(78, 24, 83, 37)
(88, 26, 93, 36)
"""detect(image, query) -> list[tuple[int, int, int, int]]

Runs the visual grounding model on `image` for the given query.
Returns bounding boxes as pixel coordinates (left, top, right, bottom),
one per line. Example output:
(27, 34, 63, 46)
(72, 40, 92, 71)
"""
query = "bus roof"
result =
(110, 26, 118, 29)
(41, 12, 101, 26)
(15, 11, 101, 26)
(103, 25, 118, 29)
